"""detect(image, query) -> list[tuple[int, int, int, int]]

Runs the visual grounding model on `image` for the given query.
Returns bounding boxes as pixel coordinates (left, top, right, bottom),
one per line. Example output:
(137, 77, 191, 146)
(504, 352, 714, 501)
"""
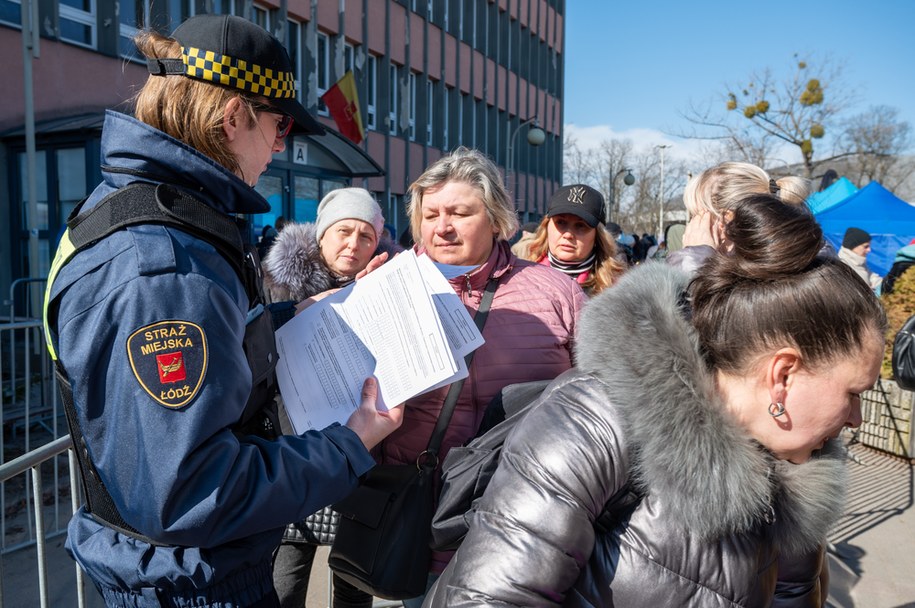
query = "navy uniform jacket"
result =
(45, 111, 375, 606)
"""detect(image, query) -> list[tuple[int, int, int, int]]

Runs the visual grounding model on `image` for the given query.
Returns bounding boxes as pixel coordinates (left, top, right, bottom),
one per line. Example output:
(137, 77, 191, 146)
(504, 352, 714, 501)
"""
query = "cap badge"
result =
(567, 187, 586, 205)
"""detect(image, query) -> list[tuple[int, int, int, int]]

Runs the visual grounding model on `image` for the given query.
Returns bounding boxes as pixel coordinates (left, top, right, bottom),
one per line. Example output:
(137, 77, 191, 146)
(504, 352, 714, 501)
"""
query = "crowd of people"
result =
(41, 13, 902, 608)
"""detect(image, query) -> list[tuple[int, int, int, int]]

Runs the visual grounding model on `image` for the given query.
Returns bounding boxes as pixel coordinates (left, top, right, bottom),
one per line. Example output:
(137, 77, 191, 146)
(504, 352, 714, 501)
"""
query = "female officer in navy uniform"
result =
(42, 15, 401, 607)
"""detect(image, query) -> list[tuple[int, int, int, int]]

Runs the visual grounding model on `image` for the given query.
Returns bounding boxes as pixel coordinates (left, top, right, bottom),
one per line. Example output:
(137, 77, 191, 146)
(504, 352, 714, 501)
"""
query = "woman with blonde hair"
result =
(670, 161, 812, 273)
(370, 146, 587, 607)
(526, 184, 626, 296)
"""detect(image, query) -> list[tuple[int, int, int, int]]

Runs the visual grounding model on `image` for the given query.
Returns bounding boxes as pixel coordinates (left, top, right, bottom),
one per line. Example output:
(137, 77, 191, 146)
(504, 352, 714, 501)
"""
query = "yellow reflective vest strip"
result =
(43, 230, 76, 361)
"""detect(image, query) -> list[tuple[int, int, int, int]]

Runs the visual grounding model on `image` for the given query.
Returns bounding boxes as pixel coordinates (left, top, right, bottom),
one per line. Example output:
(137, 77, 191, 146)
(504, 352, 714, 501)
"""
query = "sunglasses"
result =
(248, 100, 294, 139)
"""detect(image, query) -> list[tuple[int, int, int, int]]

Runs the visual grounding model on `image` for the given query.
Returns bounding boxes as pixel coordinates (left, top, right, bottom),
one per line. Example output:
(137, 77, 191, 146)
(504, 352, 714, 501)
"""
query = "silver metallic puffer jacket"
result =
(426, 262, 846, 607)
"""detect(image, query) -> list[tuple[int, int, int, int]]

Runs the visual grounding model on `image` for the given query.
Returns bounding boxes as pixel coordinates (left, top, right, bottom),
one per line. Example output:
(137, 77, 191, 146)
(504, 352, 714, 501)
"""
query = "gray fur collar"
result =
(262, 222, 337, 302)
(576, 262, 847, 555)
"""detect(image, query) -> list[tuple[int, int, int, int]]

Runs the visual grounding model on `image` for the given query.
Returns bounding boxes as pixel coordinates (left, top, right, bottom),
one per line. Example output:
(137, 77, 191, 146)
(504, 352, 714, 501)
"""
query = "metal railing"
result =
(0, 437, 87, 608)
(6, 278, 47, 323)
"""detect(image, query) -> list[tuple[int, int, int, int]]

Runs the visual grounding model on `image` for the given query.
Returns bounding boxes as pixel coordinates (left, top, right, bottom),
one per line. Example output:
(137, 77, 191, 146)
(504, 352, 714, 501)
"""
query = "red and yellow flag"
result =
(321, 71, 365, 144)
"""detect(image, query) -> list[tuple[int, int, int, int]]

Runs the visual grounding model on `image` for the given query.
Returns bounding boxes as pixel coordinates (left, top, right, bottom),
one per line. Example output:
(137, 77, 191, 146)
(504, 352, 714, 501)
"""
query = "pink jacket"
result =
(377, 239, 587, 572)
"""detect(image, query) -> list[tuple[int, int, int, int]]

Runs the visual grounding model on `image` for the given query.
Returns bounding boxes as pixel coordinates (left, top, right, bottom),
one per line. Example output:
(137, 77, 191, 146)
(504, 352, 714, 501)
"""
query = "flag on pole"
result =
(321, 71, 365, 144)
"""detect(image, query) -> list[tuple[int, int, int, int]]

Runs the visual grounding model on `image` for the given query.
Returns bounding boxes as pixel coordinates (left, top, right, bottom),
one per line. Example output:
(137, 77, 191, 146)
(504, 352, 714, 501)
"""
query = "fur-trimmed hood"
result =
(262, 221, 402, 302)
(575, 262, 847, 555)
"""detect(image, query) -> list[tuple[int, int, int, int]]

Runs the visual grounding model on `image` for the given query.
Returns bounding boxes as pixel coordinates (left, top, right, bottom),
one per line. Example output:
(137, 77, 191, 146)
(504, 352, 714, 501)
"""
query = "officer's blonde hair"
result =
(133, 30, 258, 178)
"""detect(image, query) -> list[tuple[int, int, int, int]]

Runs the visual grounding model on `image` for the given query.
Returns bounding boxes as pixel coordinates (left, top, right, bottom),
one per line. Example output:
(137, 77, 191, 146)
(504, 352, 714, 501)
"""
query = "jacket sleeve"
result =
(771, 545, 829, 608)
(428, 374, 628, 606)
(56, 245, 375, 548)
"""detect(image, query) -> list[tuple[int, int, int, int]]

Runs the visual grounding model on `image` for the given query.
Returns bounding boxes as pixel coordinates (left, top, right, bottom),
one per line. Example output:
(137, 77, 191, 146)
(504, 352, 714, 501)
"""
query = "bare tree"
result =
(680, 55, 857, 177)
(562, 136, 599, 186)
(835, 105, 914, 189)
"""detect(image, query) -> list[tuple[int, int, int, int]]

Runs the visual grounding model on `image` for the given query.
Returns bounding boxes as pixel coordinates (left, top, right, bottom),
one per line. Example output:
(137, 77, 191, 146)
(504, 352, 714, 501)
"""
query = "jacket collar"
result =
(415, 239, 514, 294)
(87, 110, 270, 215)
(576, 262, 847, 554)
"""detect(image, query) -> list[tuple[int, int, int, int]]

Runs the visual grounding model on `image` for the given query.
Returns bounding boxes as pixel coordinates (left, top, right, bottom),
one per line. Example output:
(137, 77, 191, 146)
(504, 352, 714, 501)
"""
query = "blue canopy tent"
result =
(815, 181, 915, 276)
(806, 176, 858, 215)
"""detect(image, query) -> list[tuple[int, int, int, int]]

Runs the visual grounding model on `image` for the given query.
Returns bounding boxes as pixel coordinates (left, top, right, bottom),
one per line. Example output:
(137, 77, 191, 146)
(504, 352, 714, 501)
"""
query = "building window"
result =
(344, 42, 355, 72)
(118, 0, 149, 59)
(442, 85, 450, 150)
(59, 0, 96, 48)
(426, 0, 433, 21)
(366, 54, 378, 130)
(0, 0, 21, 29)
(408, 72, 417, 141)
(317, 31, 330, 114)
(426, 79, 434, 146)
(389, 63, 400, 136)
(288, 20, 302, 103)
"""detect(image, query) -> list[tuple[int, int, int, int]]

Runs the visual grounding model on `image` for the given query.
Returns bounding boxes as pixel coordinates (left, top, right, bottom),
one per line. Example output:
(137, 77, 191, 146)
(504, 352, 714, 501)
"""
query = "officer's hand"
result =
(345, 377, 404, 450)
(355, 251, 389, 280)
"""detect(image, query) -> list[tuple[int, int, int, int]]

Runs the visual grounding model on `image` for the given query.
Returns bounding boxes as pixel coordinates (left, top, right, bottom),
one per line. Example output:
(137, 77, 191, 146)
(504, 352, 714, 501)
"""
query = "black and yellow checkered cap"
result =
(149, 14, 323, 135)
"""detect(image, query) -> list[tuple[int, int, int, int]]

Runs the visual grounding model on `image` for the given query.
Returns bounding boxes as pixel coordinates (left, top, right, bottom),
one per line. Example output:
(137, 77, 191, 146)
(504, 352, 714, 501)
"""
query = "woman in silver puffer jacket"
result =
(425, 194, 886, 607)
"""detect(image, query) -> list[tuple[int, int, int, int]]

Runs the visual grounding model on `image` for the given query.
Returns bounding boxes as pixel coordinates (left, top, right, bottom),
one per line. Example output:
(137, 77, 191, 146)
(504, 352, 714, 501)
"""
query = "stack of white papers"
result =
(274, 251, 485, 433)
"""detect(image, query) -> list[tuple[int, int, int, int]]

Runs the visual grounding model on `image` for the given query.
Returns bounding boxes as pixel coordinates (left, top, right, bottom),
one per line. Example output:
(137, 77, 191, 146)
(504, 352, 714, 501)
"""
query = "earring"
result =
(768, 402, 786, 418)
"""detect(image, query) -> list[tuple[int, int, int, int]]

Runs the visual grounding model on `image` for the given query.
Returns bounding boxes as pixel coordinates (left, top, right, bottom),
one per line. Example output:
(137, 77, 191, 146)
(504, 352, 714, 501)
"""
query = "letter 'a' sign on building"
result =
(294, 141, 308, 165)
(127, 320, 208, 409)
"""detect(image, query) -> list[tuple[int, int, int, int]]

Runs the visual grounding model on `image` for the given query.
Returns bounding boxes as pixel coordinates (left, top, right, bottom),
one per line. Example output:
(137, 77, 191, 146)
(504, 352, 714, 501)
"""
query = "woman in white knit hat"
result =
(263, 187, 400, 608)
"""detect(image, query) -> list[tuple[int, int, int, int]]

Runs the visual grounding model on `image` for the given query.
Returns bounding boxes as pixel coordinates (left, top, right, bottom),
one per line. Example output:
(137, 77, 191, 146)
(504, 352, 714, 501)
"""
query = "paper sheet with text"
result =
(275, 251, 484, 433)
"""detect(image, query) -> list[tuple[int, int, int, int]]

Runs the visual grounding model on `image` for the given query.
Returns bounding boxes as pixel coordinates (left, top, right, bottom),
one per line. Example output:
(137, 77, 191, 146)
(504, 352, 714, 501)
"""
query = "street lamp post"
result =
(655, 144, 671, 238)
(607, 168, 635, 225)
(506, 117, 546, 220)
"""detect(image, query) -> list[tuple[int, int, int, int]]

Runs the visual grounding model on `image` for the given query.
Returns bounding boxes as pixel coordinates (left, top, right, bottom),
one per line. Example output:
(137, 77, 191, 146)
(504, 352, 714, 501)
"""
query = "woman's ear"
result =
(766, 347, 801, 405)
(222, 97, 245, 142)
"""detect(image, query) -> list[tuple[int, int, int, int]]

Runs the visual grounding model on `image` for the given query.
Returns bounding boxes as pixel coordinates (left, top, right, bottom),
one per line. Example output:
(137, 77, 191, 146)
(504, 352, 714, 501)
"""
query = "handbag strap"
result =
(421, 277, 499, 465)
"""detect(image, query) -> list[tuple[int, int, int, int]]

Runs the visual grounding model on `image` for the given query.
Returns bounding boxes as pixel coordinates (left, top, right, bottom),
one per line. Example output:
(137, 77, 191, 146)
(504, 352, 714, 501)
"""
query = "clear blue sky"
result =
(563, 0, 915, 159)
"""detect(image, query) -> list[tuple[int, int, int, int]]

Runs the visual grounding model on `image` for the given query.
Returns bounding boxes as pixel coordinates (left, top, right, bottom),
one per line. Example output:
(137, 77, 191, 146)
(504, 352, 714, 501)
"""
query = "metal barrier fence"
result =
(0, 437, 88, 608)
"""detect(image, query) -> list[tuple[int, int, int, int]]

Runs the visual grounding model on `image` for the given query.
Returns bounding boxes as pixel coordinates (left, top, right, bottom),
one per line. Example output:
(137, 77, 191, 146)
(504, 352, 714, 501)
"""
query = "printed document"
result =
(275, 251, 483, 433)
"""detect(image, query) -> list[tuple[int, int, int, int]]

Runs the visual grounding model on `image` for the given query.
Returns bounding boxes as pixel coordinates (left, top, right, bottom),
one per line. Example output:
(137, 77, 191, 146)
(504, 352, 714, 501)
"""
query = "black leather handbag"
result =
(327, 278, 498, 600)
(298, 505, 340, 545)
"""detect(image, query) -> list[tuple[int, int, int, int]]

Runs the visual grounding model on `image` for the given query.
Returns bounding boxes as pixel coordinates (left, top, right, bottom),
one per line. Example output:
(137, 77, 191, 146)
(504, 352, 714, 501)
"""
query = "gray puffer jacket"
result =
(426, 262, 845, 607)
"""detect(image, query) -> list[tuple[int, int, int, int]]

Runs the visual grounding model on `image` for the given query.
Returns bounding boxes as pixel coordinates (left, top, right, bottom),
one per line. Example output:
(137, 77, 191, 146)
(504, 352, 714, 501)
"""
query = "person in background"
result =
(42, 15, 402, 608)
(669, 161, 810, 274)
(510, 220, 540, 259)
(838, 227, 883, 292)
(263, 187, 397, 608)
(373, 147, 587, 607)
(525, 184, 626, 296)
(257, 224, 279, 259)
(425, 194, 885, 607)
(664, 221, 686, 254)
(882, 238, 915, 295)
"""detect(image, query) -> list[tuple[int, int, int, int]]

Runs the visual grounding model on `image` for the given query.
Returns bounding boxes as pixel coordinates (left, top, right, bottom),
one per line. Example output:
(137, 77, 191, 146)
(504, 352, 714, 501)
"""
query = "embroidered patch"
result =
(127, 321, 207, 409)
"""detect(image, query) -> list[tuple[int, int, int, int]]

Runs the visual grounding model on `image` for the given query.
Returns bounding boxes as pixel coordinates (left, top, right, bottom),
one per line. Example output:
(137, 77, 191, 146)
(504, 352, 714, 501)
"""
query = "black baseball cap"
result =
(547, 184, 605, 227)
(147, 14, 323, 135)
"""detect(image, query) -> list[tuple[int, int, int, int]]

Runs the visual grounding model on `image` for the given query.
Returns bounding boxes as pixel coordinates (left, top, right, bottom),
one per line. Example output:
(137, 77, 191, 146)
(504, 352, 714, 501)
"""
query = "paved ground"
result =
(827, 444, 915, 608)
(1, 444, 912, 607)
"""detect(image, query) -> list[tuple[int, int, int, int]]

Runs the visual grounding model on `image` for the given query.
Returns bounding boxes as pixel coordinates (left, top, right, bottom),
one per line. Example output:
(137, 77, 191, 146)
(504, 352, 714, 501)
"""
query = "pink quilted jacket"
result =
(376, 239, 587, 573)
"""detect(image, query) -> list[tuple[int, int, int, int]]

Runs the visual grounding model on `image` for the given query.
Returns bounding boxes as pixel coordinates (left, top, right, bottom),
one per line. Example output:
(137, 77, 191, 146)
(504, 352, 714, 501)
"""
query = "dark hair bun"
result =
(706, 194, 822, 282)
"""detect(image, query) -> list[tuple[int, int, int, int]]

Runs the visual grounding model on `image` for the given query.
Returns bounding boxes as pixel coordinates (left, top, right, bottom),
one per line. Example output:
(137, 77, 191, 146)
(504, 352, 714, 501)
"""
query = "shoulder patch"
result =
(126, 321, 208, 409)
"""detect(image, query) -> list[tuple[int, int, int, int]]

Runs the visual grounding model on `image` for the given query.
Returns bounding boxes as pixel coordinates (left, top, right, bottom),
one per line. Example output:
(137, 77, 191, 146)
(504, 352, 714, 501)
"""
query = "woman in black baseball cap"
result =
(525, 184, 627, 296)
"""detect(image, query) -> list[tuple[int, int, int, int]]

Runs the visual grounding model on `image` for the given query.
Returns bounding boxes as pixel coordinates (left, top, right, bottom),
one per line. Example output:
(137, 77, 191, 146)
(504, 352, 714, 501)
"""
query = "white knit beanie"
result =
(314, 188, 385, 243)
